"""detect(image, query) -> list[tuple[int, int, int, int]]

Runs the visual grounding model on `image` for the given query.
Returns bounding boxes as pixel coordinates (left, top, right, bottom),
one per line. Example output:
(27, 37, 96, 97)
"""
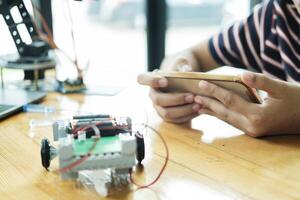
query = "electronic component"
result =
(57, 78, 86, 94)
(40, 114, 145, 181)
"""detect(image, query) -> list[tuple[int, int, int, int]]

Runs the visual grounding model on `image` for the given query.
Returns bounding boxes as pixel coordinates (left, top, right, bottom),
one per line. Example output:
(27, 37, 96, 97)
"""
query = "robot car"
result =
(40, 114, 145, 180)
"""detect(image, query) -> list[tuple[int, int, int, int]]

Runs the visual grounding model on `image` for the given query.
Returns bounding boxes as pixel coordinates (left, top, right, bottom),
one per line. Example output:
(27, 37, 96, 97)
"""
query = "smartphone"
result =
(154, 67, 262, 104)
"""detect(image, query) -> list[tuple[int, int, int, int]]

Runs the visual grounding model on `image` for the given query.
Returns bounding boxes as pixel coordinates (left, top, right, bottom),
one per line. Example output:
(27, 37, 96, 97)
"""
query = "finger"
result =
(137, 73, 168, 88)
(195, 96, 247, 128)
(155, 103, 201, 121)
(241, 72, 285, 98)
(150, 89, 194, 107)
(198, 80, 252, 113)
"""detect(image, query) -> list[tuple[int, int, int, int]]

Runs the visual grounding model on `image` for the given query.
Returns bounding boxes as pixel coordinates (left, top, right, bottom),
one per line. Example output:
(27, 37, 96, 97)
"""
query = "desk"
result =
(0, 86, 300, 200)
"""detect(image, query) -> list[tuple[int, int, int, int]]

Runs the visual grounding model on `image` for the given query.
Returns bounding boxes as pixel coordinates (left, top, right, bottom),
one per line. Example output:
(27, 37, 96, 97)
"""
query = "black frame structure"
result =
(146, 0, 167, 72)
(0, 0, 54, 80)
(0, 0, 45, 57)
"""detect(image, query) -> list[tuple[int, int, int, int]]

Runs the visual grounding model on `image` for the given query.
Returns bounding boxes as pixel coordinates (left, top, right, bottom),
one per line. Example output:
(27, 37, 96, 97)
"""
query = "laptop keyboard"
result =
(0, 105, 15, 113)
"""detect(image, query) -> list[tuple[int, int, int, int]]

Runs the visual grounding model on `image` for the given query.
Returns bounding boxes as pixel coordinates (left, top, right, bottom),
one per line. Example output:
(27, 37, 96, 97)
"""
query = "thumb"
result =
(137, 73, 168, 88)
(241, 72, 285, 98)
(175, 57, 192, 72)
(178, 64, 193, 72)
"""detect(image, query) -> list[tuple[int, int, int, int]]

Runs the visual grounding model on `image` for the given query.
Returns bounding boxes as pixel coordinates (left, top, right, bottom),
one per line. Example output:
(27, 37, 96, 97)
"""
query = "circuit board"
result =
(73, 136, 121, 156)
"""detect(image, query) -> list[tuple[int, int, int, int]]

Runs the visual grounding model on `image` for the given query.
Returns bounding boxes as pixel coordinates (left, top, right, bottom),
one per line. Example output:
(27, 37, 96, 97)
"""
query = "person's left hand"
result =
(194, 72, 300, 137)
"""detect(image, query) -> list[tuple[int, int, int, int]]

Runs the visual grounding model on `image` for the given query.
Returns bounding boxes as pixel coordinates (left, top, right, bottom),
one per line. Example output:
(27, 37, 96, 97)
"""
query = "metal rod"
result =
(33, 69, 39, 90)
(0, 67, 4, 89)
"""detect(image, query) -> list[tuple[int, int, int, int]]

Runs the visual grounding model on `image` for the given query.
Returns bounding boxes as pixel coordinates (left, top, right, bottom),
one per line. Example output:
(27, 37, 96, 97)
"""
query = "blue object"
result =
(23, 104, 56, 113)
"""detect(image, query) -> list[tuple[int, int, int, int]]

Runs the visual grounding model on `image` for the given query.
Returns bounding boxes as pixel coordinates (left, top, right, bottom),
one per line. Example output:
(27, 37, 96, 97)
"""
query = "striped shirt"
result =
(209, 0, 300, 82)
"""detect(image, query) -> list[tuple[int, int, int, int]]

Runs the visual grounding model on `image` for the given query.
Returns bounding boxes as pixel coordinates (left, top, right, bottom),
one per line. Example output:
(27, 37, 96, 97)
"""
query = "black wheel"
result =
(135, 133, 145, 164)
(41, 138, 51, 170)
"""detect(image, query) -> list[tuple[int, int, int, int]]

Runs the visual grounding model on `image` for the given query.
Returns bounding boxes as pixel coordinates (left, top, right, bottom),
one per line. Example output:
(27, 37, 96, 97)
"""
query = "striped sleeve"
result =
(209, 5, 264, 72)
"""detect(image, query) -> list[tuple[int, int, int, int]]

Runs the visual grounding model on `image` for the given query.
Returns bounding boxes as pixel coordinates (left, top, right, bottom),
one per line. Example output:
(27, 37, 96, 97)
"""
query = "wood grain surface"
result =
(0, 86, 299, 200)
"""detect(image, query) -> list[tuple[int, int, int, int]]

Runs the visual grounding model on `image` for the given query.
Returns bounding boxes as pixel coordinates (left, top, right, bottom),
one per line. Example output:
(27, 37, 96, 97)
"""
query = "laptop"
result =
(0, 89, 46, 120)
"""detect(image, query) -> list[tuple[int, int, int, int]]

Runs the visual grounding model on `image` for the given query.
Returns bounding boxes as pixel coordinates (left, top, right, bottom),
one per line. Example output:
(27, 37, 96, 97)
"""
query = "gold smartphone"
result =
(154, 67, 262, 104)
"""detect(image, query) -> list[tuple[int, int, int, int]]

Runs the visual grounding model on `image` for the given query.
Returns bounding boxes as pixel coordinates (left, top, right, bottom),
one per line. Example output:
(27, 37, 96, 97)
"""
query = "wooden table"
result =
(1, 86, 300, 200)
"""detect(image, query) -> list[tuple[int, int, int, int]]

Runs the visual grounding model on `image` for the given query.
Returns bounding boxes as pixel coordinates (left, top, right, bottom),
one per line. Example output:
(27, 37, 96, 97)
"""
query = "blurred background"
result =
(0, 0, 257, 89)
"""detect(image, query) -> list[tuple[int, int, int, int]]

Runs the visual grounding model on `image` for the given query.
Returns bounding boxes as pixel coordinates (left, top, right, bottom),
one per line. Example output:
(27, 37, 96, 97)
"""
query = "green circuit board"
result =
(73, 136, 121, 156)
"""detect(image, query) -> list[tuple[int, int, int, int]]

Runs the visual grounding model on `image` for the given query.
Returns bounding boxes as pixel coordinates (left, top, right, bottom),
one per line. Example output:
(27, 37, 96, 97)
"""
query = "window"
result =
(166, 0, 251, 55)
(52, 0, 146, 87)
(0, 0, 253, 87)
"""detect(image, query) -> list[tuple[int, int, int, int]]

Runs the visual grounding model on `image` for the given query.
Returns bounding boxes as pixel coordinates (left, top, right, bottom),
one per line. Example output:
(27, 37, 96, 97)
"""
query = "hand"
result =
(194, 72, 300, 137)
(137, 58, 201, 124)
(160, 51, 199, 72)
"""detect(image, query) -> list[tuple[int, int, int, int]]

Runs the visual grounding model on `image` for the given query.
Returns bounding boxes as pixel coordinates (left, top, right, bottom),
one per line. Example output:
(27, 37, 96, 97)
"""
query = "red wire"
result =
(31, 2, 83, 77)
(58, 121, 128, 173)
(58, 124, 128, 173)
(129, 124, 169, 189)
(31, 4, 56, 48)
(71, 121, 105, 135)
(57, 121, 169, 190)
(64, 0, 82, 78)
(71, 119, 112, 133)
(58, 137, 100, 173)
(72, 126, 129, 137)
(71, 120, 129, 136)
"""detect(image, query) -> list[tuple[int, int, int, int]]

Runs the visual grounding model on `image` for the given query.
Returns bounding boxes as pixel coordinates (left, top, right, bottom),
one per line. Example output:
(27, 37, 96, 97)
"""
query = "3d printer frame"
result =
(0, 0, 55, 80)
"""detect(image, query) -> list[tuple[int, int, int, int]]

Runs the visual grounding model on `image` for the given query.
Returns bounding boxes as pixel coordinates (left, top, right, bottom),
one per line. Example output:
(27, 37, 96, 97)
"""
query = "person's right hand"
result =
(137, 58, 201, 124)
